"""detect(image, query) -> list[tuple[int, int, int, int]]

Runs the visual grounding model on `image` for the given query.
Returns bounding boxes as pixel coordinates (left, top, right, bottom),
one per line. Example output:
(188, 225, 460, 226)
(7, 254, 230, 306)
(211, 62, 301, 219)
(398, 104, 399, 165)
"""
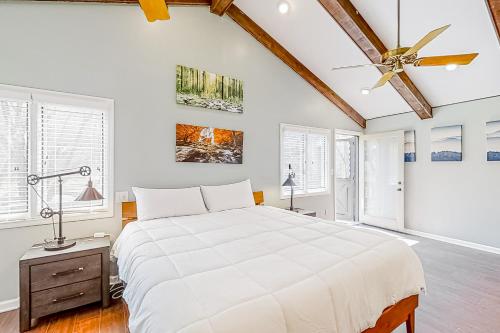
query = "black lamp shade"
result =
(282, 176, 296, 187)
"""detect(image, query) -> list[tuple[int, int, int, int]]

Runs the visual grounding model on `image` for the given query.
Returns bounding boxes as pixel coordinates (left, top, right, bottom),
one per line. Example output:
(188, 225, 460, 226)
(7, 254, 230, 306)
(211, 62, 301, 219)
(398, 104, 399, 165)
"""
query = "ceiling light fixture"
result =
(445, 63, 458, 71)
(277, 1, 290, 14)
(361, 88, 371, 95)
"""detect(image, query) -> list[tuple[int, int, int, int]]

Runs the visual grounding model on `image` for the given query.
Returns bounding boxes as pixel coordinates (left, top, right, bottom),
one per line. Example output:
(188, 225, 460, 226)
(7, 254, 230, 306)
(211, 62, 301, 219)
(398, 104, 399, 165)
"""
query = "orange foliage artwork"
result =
(176, 124, 244, 164)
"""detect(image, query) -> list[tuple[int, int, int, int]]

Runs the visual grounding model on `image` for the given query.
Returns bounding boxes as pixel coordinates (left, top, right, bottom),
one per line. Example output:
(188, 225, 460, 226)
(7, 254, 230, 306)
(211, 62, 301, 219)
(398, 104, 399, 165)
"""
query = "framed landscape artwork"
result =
(431, 125, 462, 161)
(486, 120, 500, 161)
(176, 65, 243, 113)
(176, 124, 244, 164)
(404, 130, 416, 162)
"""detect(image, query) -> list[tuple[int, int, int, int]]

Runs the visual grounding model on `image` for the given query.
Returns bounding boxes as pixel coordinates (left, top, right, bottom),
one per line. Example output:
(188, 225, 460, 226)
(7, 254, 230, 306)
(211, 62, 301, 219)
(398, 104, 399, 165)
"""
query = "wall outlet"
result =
(115, 191, 129, 203)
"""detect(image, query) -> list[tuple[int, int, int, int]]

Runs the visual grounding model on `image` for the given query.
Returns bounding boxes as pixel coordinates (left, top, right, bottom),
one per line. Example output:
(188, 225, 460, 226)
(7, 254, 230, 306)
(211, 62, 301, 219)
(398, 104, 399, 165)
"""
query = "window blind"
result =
(0, 98, 30, 218)
(38, 103, 107, 212)
(281, 124, 330, 197)
(282, 129, 306, 194)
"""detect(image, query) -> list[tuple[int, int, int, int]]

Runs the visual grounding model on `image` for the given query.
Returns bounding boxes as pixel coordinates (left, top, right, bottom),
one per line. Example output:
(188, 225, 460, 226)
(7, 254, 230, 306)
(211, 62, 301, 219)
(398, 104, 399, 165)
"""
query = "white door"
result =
(359, 131, 404, 231)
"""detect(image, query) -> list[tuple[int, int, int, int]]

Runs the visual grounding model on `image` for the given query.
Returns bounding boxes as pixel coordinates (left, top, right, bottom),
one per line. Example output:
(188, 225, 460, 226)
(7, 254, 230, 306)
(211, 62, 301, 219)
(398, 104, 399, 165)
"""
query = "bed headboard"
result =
(121, 191, 265, 228)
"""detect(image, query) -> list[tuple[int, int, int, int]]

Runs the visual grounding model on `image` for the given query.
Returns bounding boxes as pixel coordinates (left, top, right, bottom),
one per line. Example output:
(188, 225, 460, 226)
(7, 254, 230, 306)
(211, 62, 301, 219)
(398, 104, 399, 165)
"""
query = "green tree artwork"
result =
(176, 65, 243, 113)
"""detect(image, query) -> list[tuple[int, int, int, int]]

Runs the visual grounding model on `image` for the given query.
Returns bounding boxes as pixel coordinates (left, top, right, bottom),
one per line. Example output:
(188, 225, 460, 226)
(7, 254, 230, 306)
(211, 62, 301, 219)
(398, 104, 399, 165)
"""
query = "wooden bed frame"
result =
(120, 190, 418, 333)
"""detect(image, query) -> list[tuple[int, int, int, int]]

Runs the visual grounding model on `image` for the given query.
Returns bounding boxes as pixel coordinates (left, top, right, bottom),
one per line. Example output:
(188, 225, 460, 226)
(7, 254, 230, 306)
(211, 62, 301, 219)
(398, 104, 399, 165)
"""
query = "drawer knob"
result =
(52, 292, 85, 303)
(51, 267, 84, 277)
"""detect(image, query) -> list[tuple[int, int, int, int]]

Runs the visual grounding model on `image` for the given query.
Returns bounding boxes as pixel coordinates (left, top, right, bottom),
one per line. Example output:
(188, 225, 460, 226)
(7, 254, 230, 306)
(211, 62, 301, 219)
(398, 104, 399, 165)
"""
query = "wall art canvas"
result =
(431, 125, 462, 161)
(486, 120, 500, 161)
(176, 124, 243, 164)
(176, 65, 243, 113)
(404, 130, 416, 162)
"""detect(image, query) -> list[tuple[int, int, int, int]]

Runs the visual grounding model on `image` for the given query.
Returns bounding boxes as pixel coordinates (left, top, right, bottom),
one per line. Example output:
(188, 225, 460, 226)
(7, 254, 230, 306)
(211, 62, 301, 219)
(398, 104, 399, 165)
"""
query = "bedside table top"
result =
(20, 237, 110, 262)
(293, 208, 316, 215)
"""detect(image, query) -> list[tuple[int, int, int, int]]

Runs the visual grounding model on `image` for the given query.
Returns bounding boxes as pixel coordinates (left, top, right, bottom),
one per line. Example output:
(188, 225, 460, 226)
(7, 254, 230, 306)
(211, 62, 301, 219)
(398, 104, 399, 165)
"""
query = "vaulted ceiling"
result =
(17, 0, 500, 124)
(235, 0, 500, 120)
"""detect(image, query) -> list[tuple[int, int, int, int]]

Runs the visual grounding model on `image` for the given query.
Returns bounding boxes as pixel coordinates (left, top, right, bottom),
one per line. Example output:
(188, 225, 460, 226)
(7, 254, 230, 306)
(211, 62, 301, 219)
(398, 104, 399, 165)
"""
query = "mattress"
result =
(113, 206, 425, 333)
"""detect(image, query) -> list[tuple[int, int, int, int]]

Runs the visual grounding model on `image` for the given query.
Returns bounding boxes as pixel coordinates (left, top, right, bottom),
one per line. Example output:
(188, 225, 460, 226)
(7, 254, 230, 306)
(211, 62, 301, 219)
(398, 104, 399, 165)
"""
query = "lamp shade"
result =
(282, 175, 296, 187)
(75, 180, 104, 201)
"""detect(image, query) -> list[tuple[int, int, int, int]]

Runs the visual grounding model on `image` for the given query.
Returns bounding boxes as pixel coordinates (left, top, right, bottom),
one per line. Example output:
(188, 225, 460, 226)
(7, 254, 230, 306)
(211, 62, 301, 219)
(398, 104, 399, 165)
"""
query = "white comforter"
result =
(114, 206, 425, 333)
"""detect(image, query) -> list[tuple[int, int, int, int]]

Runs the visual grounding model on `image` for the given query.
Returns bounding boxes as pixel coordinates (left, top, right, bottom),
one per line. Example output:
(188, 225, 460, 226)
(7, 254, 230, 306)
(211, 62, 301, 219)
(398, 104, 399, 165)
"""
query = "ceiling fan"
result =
(331, 0, 479, 90)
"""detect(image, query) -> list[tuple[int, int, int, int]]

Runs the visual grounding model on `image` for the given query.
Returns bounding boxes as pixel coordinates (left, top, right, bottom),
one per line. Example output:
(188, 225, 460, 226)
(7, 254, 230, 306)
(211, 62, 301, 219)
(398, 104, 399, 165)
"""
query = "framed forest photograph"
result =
(176, 65, 244, 113)
(176, 124, 244, 164)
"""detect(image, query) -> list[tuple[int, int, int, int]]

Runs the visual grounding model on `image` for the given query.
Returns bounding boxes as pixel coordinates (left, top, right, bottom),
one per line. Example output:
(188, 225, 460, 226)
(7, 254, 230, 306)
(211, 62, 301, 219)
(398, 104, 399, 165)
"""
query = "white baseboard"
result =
(403, 228, 500, 255)
(0, 298, 19, 313)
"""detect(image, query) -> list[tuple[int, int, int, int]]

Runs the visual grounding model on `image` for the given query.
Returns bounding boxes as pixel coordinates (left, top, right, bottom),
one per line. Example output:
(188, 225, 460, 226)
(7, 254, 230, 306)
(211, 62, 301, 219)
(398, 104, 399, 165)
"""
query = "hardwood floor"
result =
(407, 235, 500, 333)
(0, 299, 128, 333)
(1, 234, 499, 333)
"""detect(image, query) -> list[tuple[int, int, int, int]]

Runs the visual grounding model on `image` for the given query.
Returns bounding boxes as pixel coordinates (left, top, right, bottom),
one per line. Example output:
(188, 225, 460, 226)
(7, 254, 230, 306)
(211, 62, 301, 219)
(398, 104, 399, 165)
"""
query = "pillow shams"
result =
(200, 179, 255, 212)
(132, 187, 207, 220)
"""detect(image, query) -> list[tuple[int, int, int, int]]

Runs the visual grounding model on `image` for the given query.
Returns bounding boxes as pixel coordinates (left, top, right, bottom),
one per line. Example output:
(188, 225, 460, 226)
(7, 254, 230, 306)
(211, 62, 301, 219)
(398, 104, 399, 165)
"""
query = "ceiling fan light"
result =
(445, 63, 458, 71)
(277, 1, 290, 14)
(361, 88, 371, 95)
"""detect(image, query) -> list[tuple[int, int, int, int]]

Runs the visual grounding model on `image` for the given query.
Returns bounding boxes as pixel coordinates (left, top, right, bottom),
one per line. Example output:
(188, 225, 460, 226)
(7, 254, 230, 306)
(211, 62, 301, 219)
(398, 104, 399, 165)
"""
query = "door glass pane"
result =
(363, 135, 399, 219)
(336, 140, 351, 179)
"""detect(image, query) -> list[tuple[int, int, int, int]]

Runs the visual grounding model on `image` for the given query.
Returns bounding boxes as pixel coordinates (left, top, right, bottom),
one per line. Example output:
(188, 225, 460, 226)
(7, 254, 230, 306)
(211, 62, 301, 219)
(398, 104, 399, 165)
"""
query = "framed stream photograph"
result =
(176, 124, 243, 164)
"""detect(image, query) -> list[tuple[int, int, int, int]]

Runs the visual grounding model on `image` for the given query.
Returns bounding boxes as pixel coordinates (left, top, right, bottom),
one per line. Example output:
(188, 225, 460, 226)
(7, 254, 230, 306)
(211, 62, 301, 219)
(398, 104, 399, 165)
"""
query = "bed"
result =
(114, 192, 425, 333)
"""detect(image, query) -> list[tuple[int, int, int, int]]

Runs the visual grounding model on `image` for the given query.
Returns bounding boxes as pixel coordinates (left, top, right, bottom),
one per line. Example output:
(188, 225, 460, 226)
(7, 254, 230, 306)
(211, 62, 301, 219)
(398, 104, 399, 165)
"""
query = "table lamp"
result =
(282, 164, 296, 211)
(27, 166, 103, 251)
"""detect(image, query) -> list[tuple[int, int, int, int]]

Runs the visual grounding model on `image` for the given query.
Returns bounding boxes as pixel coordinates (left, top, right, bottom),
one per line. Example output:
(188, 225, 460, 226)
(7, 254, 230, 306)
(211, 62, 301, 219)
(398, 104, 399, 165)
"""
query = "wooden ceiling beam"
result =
(210, 0, 234, 16)
(318, 0, 433, 119)
(487, 0, 500, 44)
(26, 0, 211, 5)
(226, 4, 366, 128)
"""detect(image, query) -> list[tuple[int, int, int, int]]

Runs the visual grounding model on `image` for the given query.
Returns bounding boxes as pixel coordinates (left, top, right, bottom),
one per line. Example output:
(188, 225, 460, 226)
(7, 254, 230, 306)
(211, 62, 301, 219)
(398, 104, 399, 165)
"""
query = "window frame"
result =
(0, 84, 114, 230)
(280, 123, 332, 199)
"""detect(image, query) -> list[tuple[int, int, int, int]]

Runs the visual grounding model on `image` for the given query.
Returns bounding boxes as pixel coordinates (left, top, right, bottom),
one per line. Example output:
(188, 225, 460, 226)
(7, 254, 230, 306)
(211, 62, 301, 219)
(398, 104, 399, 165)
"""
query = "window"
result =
(280, 124, 331, 198)
(0, 85, 113, 225)
(0, 96, 30, 219)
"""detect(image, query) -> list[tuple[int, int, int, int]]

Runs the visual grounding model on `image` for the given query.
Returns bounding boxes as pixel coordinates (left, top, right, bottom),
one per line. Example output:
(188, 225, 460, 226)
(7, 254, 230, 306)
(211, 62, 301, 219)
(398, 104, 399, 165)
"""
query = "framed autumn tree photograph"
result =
(176, 65, 243, 113)
(176, 124, 244, 164)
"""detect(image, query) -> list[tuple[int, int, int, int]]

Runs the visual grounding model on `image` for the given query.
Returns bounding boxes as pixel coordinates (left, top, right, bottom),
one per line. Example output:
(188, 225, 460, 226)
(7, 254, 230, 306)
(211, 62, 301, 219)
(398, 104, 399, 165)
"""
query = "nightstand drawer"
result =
(30, 254, 101, 291)
(31, 278, 101, 318)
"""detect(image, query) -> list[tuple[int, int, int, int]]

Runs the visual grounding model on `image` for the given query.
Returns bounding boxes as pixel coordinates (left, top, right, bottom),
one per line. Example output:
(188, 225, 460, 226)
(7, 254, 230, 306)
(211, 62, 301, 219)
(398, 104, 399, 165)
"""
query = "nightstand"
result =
(19, 237, 110, 332)
(293, 208, 317, 217)
(282, 207, 317, 217)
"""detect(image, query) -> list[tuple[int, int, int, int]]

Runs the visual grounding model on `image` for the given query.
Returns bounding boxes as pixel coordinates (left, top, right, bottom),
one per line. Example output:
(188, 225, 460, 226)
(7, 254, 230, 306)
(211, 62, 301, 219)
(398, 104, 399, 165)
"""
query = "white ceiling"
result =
(234, 0, 500, 120)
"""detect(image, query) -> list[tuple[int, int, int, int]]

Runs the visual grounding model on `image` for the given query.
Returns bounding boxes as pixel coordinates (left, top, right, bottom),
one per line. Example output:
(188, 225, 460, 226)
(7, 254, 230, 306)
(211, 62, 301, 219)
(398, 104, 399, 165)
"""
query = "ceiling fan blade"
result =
(414, 53, 479, 67)
(403, 25, 450, 57)
(372, 71, 395, 89)
(331, 63, 388, 71)
(139, 0, 170, 22)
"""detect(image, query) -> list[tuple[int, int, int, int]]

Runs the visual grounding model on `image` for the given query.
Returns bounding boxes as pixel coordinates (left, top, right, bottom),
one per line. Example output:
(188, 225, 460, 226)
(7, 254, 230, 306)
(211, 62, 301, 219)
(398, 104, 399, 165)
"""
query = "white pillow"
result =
(132, 187, 207, 220)
(200, 179, 255, 212)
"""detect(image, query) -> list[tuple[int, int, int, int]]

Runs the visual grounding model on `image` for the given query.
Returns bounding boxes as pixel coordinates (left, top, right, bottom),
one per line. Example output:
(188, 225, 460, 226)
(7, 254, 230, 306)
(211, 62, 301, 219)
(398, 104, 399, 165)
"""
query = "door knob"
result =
(397, 188, 402, 191)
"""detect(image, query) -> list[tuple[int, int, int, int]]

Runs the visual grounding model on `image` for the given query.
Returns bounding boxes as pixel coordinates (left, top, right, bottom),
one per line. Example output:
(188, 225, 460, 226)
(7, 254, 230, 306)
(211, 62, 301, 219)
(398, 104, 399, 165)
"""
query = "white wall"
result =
(0, 2, 361, 303)
(366, 96, 500, 249)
